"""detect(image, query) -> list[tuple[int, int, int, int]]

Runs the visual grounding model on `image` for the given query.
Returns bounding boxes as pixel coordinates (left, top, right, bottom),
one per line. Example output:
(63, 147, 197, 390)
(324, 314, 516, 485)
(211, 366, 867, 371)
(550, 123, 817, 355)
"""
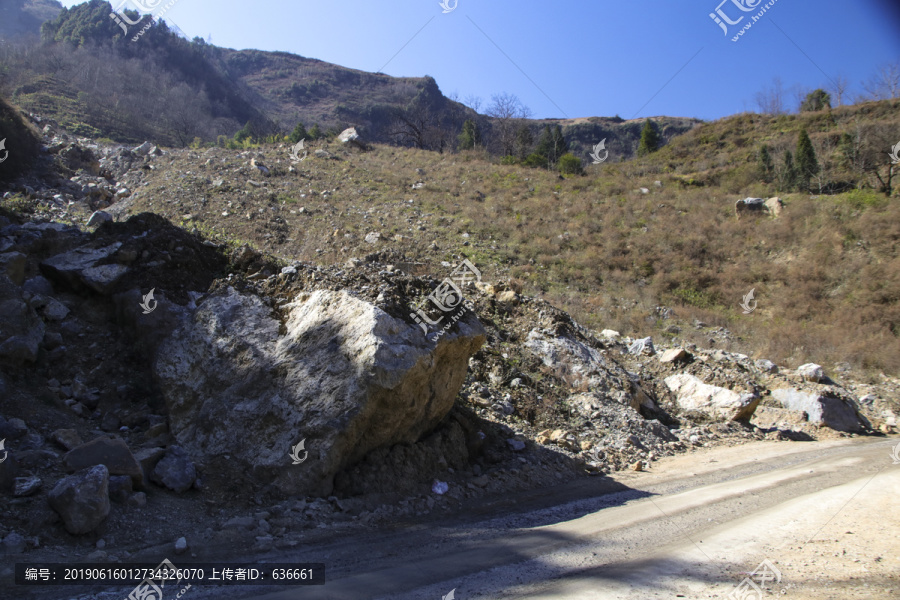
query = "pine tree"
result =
(289, 122, 307, 144)
(757, 145, 774, 183)
(457, 119, 482, 150)
(233, 121, 253, 142)
(637, 120, 660, 157)
(535, 125, 568, 167)
(795, 128, 820, 191)
(780, 150, 797, 192)
(308, 123, 322, 140)
(516, 124, 534, 160)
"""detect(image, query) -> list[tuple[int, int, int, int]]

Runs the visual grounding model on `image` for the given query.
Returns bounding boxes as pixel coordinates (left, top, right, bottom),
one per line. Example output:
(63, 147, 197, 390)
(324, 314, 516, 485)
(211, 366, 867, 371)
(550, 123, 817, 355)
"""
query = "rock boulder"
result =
(664, 373, 760, 421)
(154, 287, 485, 496)
(48, 465, 110, 535)
(770, 388, 867, 432)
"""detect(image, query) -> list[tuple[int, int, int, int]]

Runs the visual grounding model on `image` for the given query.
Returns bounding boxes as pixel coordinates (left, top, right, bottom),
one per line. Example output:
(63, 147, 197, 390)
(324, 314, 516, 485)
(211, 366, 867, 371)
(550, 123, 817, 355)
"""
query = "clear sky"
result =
(65, 0, 900, 121)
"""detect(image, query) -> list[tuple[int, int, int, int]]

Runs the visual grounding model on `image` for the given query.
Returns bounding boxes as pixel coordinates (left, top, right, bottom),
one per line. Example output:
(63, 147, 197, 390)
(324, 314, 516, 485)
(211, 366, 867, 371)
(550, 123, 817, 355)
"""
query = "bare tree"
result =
(486, 93, 532, 157)
(754, 77, 787, 115)
(862, 61, 900, 100)
(844, 122, 900, 196)
(463, 94, 482, 113)
(828, 74, 851, 106)
(793, 84, 812, 113)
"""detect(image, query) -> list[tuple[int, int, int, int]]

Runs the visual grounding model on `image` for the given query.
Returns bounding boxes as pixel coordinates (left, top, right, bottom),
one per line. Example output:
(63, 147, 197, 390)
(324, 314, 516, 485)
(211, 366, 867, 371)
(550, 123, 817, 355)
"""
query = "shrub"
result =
(558, 153, 584, 175)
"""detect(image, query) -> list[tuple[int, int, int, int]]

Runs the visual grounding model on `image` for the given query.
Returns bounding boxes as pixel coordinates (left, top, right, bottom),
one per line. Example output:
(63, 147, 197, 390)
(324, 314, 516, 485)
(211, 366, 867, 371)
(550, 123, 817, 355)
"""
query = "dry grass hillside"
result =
(7, 100, 900, 376)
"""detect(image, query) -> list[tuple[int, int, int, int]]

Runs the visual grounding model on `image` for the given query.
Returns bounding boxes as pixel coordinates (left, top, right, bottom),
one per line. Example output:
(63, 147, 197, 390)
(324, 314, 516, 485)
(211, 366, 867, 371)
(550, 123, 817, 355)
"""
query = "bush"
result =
(557, 153, 584, 175)
(523, 153, 547, 169)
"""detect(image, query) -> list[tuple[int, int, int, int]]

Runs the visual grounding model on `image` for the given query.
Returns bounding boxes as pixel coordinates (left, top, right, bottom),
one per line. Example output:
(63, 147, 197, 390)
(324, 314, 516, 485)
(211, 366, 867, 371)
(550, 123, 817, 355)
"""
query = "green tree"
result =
(289, 122, 307, 144)
(457, 119, 482, 150)
(779, 150, 797, 191)
(308, 123, 322, 140)
(757, 145, 775, 183)
(800, 89, 832, 112)
(795, 128, 820, 190)
(535, 125, 568, 167)
(637, 120, 660, 157)
(558, 153, 584, 175)
(515, 124, 534, 160)
(233, 121, 253, 142)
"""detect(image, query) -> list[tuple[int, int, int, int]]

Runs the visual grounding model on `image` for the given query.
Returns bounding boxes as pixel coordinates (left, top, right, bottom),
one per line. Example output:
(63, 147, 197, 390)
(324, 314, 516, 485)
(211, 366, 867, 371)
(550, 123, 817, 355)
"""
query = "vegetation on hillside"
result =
(58, 97, 895, 376)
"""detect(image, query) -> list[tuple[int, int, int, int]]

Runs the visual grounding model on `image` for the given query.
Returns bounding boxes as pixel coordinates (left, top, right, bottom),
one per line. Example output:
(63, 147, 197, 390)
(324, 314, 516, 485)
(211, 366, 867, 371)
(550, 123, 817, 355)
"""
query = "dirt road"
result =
(50, 437, 900, 600)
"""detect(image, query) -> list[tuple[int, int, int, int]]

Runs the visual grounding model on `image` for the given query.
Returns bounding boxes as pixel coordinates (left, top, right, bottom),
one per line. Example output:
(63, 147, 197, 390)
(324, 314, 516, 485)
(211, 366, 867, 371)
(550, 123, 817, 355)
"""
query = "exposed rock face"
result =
(154, 287, 485, 496)
(48, 465, 110, 535)
(664, 373, 760, 421)
(770, 388, 867, 432)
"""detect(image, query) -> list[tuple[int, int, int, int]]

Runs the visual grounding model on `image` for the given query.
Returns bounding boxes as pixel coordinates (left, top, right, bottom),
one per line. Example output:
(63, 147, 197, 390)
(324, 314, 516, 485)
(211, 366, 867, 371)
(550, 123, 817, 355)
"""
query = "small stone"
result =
(108, 475, 133, 503)
(224, 516, 255, 530)
(496, 290, 519, 305)
(632, 461, 644, 472)
(506, 439, 526, 452)
(628, 337, 655, 356)
(150, 446, 196, 493)
(1, 418, 28, 440)
(3, 532, 27, 554)
(797, 363, 825, 383)
(13, 475, 41, 497)
(659, 348, 690, 364)
(127, 491, 147, 507)
(174, 537, 188, 555)
(86, 211, 112, 227)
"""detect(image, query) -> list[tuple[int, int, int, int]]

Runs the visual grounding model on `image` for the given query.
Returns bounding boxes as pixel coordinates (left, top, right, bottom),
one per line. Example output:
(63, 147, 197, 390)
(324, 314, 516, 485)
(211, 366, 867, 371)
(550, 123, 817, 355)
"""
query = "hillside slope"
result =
(3, 98, 899, 374)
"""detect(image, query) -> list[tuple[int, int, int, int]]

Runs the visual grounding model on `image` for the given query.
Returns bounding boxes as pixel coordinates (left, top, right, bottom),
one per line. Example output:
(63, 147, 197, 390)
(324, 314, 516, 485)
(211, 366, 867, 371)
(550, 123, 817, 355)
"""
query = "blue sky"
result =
(66, 0, 900, 121)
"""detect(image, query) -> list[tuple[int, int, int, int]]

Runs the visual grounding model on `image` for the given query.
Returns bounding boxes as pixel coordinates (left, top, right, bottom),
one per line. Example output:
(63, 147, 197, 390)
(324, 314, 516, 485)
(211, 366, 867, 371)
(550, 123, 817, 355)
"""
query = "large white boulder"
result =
(664, 373, 760, 421)
(154, 288, 485, 496)
(770, 389, 867, 432)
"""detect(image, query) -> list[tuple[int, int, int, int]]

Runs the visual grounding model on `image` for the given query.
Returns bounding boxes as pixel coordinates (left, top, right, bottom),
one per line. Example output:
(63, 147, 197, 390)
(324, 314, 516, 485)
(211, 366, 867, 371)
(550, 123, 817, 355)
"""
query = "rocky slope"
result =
(0, 120, 897, 587)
